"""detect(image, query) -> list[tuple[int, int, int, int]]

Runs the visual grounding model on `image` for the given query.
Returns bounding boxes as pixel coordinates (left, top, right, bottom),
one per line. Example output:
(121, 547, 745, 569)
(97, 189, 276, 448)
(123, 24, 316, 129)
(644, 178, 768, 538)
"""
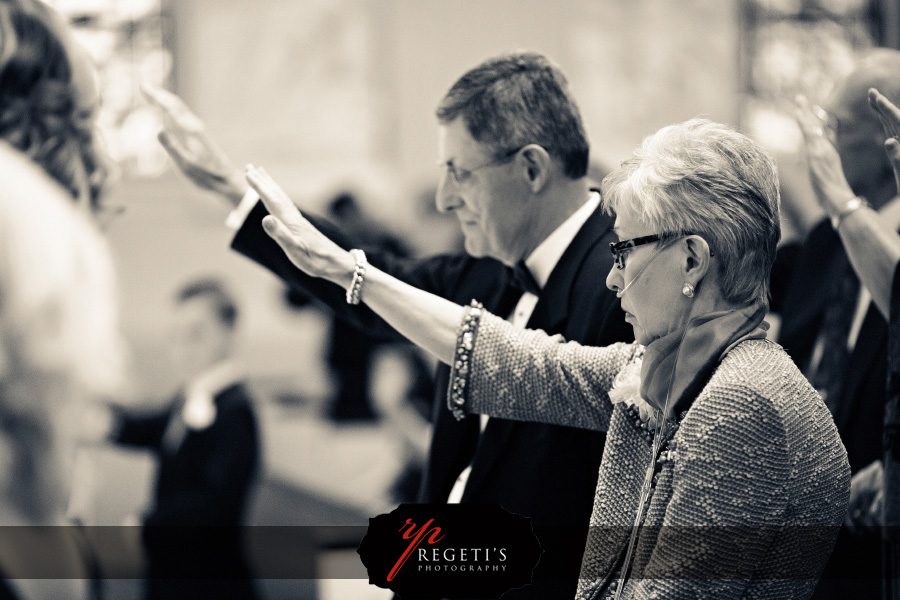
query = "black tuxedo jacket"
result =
(773, 219, 888, 474)
(115, 383, 260, 527)
(231, 200, 632, 596)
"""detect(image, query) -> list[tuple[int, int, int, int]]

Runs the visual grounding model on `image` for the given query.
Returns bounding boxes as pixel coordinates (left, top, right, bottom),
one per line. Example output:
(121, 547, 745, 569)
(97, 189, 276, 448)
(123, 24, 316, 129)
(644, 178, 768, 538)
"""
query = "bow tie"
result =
(509, 261, 542, 296)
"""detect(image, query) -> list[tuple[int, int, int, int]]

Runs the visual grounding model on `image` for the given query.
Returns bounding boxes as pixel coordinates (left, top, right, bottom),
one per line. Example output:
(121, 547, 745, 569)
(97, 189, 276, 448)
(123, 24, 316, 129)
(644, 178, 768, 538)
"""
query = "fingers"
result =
(261, 214, 303, 255)
(141, 82, 205, 132)
(246, 165, 306, 227)
(795, 95, 826, 145)
(869, 88, 900, 140)
(158, 131, 187, 163)
(887, 137, 900, 163)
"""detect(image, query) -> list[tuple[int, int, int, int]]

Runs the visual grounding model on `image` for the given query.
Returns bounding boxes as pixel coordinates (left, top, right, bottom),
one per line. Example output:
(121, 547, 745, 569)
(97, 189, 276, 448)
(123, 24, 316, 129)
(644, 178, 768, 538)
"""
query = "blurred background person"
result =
(798, 83, 900, 597)
(109, 277, 260, 600)
(769, 48, 900, 599)
(0, 142, 122, 599)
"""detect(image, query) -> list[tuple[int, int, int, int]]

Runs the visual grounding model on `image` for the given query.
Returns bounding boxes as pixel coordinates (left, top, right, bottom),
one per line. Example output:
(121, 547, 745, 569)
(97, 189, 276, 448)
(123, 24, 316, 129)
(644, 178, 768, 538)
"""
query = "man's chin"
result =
(462, 238, 486, 259)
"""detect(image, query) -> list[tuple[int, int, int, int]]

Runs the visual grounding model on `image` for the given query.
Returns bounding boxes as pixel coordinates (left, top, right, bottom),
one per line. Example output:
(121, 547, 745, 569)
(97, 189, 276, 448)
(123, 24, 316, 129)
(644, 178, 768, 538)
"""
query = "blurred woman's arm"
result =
(797, 90, 900, 319)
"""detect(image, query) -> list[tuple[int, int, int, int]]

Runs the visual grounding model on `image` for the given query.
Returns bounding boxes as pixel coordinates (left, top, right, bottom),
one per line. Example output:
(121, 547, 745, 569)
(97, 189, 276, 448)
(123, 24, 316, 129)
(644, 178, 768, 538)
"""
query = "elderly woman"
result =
(249, 118, 850, 599)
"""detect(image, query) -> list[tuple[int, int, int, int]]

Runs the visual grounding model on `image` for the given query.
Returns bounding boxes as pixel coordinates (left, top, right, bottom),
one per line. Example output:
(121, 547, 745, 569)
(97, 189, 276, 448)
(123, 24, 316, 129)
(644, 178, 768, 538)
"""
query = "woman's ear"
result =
(682, 235, 712, 284)
(519, 145, 552, 193)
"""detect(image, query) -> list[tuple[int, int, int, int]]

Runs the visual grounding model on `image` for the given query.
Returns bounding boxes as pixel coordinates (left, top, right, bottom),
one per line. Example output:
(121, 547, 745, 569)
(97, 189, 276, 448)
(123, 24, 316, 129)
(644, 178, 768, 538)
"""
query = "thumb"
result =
(262, 215, 296, 249)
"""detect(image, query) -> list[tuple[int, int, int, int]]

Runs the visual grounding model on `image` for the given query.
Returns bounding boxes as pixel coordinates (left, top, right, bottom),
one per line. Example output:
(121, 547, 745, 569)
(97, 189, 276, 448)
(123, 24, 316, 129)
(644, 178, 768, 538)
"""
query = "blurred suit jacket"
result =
(771, 219, 887, 599)
(772, 219, 887, 474)
(115, 382, 259, 600)
(231, 199, 632, 599)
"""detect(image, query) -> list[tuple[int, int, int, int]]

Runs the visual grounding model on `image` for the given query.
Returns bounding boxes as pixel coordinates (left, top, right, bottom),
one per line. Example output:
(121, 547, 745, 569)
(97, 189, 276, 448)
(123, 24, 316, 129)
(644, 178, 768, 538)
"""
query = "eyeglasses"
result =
(609, 232, 694, 270)
(437, 146, 523, 186)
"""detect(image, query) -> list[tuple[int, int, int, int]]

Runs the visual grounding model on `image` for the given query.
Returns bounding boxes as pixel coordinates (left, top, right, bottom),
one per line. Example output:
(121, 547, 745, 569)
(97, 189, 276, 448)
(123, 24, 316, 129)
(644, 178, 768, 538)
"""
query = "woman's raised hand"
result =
(245, 165, 355, 287)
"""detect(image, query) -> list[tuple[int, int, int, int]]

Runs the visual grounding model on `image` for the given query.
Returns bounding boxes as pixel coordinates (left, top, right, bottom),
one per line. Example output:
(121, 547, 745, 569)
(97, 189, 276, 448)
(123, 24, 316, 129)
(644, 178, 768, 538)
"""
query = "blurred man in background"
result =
(111, 278, 259, 600)
(771, 49, 900, 599)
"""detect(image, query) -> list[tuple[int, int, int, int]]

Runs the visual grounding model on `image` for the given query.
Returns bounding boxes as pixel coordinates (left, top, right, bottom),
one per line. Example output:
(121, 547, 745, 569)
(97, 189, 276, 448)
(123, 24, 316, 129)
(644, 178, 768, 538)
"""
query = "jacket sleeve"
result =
(114, 408, 170, 450)
(230, 200, 473, 341)
(458, 311, 635, 431)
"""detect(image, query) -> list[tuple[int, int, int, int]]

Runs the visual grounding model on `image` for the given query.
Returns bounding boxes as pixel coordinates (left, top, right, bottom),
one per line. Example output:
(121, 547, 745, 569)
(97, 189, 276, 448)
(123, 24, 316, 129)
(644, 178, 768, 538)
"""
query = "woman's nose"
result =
(606, 263, 622, 294)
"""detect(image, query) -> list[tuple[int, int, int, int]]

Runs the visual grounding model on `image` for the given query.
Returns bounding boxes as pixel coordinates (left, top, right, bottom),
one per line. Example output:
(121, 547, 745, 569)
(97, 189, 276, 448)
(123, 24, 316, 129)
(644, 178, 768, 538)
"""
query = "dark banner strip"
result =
(0, 525, 880, 580)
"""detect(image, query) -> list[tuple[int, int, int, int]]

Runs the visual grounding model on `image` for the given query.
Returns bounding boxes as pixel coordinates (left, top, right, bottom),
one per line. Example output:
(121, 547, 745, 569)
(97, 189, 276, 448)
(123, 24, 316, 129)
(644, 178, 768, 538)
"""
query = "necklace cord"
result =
(613, 297, 700, 599)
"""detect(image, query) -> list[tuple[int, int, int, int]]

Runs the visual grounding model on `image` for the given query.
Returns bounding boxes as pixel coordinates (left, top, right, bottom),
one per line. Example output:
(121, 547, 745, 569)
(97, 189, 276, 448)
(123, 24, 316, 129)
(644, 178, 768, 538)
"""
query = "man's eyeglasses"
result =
(437, 146, 523, 186)
(609, 232, 699, 270)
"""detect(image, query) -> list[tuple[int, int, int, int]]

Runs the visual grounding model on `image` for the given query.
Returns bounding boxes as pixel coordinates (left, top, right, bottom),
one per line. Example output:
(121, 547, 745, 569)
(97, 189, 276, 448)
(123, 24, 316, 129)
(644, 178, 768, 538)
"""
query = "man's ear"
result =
(682, 235, 712, 285)
(518, 145, 552, 193)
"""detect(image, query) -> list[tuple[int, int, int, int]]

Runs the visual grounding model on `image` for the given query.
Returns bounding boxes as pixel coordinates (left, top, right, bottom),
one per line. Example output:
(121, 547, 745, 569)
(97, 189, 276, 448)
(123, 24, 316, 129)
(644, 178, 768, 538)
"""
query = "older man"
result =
(148, 51, 631, 598)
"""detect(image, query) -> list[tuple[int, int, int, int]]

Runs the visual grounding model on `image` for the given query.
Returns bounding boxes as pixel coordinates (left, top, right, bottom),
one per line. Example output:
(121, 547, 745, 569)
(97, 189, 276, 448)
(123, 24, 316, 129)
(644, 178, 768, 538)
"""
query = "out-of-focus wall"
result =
(108, 0, 742, 400)
(169, 0, 739, 215)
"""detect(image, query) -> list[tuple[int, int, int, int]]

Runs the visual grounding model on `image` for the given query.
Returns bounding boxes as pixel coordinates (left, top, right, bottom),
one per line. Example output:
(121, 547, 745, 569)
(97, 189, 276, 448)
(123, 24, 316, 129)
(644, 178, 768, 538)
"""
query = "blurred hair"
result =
(176, 278, 239, 329)
(0, 0, 109, 211)
(0, 142, 123, 399)
(436, 51, 589, 179)
(601, 118, 781, 307)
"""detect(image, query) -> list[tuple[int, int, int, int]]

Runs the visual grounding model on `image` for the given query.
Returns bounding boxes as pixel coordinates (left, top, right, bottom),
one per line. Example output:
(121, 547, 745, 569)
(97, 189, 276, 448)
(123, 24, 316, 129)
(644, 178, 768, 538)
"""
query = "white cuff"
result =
(225, 187, 260, 230)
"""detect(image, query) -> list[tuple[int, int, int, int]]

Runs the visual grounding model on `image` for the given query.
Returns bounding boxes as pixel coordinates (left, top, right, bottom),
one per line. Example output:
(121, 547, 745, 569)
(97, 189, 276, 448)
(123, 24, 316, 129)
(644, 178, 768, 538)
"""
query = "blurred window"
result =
(48, 0, 174, 178)
(739, 0, 891, 154)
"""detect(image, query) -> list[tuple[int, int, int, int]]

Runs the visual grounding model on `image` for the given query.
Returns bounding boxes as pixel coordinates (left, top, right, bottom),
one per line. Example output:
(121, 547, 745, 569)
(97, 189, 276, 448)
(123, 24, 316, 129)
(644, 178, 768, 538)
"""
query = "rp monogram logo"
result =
(387, 518, 445, 582)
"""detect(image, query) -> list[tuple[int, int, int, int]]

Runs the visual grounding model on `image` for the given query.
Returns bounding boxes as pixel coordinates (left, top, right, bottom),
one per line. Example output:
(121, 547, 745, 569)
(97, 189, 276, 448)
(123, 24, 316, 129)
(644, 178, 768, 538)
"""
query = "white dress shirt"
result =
(446, 192, 601, 503)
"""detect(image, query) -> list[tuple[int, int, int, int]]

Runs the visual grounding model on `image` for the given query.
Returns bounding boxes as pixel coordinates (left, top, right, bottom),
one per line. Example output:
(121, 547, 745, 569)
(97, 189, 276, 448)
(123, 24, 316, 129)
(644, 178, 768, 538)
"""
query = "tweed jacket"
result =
(454, 312, 851, 600)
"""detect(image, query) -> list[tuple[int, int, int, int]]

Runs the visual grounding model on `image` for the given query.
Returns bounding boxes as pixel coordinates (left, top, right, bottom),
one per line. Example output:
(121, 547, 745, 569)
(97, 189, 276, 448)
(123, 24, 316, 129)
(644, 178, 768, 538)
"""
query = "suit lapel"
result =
(529, 208, 615, 333)
(780, 222, 843, 351)
(460, 207, 615, 501)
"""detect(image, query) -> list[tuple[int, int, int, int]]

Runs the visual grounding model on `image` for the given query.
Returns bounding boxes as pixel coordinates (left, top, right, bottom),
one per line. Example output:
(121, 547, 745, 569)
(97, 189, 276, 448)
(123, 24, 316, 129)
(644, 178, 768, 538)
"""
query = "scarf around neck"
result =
(640, 303, 769, 419)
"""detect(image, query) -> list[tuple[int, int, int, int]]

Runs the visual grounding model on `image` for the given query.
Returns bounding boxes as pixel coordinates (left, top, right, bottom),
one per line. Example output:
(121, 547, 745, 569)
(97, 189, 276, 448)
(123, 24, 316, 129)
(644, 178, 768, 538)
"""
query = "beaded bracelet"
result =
(831, 196, 868, 230)
(345, 249, 367, 305)
(447, 300, 484, 421)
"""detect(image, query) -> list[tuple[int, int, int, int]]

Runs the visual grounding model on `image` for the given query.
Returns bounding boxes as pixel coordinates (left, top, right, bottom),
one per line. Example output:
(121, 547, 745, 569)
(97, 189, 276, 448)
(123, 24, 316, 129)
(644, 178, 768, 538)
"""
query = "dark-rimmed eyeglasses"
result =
(609, 232, 693, 270)
(437, 146, 524, 186)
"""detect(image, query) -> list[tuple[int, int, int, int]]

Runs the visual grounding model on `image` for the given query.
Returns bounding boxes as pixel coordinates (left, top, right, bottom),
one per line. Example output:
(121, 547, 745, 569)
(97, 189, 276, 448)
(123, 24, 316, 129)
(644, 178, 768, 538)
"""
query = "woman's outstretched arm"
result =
(245, 165, 466, 365)
(245, 165, 629, 431)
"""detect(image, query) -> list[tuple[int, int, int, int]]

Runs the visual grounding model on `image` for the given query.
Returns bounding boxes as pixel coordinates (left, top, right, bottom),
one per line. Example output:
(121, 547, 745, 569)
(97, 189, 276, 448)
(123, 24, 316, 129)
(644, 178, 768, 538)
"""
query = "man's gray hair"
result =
(436, 51, 590, 179)
(601, 118, 781, 307)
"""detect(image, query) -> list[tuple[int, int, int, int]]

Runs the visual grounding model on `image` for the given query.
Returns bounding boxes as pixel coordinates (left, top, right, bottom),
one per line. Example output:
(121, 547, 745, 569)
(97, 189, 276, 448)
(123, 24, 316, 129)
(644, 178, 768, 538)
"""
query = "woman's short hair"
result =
(0, 0, 109, 212)
(0, 143, 122, 399)
(601, 118, 781, 307)
(436, 51, 590, 179)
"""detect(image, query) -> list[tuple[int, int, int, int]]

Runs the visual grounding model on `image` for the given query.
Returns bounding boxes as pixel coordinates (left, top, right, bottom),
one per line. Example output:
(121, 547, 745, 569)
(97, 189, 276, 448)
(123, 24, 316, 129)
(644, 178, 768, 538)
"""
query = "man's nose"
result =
(435, 175, 461, 213)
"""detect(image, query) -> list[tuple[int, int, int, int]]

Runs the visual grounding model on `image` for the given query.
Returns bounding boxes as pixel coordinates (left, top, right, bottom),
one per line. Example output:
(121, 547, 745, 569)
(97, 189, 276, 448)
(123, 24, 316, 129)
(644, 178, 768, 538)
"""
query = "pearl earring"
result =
(682, 282, 695, 298)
